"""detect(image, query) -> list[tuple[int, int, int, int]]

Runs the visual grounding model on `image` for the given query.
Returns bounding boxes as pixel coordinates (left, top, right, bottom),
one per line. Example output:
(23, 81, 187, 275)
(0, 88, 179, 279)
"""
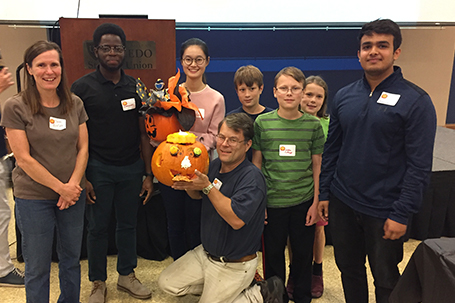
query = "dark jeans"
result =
(85, 158, 144, 281)
(15, 192, 86, 303)
(160, 183, 202, 260)
(263, 201, 315, 303)
(329, 194, 403, 303)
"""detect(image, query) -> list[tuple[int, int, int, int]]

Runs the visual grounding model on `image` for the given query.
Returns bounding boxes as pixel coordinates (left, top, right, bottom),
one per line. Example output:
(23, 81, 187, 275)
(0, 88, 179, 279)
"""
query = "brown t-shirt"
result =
(1, 94, 88, 200)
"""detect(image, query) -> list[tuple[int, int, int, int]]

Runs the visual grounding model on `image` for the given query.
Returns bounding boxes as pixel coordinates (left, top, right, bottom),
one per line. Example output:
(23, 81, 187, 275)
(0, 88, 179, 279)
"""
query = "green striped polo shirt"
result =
(252, 110, 325, 208)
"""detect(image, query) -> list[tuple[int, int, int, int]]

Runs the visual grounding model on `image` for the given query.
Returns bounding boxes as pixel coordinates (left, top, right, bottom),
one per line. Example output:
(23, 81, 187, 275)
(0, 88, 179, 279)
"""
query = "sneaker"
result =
(117, 272, 151, 299)
(256, 276, 289, 303)
(88, 280, 106, 303)
(0, 268, 25, 288)
(311, 274, 324, 298)
(286, 273, 294, 301)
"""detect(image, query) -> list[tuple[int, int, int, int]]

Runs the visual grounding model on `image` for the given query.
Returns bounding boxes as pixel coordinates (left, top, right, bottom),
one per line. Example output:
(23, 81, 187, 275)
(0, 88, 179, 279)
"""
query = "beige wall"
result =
(398, 27, 455, 125)
(0, 25, 47, 103)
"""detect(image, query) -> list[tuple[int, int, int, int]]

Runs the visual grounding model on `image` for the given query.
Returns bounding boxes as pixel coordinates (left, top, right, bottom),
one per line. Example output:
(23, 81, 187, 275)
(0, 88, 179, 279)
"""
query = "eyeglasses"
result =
(275, 86, 303, 95)
(96, 45, 126, 54)
(216, 134, 245, 146)
(182, 56, 206, 66)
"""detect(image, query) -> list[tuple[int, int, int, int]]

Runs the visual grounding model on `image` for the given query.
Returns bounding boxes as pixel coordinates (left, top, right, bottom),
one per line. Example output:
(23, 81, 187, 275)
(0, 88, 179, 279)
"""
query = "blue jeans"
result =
(160, 183, 201, 260)
(329, 194, 403, 303)
(15, 192, 86, 303)
(85, 158, 144, 281)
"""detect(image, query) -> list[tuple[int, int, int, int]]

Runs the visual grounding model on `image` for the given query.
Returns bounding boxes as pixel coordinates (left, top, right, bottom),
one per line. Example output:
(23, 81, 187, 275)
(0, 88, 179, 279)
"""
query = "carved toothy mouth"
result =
(170, 170, 194, 182)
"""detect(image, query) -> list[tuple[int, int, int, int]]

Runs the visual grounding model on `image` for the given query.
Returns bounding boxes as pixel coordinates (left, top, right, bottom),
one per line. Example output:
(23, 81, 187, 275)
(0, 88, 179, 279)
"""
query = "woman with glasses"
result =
(180, 37, 225, 156)
(160, 38, 225, 261)
(1, 40, 88, 302)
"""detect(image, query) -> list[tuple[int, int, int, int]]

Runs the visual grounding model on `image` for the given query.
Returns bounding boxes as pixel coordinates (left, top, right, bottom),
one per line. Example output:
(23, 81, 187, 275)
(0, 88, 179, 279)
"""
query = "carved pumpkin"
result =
(152, 131, 209, 186)
(137, 70, 202, 142)
(145, 113, 180, 142)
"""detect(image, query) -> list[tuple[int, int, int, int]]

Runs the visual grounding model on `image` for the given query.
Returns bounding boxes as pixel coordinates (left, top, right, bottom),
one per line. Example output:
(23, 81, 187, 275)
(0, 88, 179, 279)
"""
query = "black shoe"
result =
(256, 276, 289, 303)
(0, 268, 25, 288)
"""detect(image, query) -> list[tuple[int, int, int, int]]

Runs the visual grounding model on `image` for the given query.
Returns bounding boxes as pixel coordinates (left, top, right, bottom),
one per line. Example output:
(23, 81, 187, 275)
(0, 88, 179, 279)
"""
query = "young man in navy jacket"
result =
(318, 19, 436, 303)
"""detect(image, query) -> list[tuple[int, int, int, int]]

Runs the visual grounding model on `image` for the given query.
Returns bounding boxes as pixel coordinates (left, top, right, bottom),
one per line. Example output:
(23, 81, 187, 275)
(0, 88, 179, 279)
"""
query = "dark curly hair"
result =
(93, 23, 126, 47)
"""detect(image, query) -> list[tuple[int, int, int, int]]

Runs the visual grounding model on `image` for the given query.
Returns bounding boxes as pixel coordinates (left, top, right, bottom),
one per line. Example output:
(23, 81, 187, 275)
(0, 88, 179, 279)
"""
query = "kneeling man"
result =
(158, 113, 287, 303)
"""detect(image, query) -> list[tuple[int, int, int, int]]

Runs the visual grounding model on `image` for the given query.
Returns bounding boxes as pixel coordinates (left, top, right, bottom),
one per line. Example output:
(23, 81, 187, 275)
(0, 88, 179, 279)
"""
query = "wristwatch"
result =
(202, 183, 214, 195)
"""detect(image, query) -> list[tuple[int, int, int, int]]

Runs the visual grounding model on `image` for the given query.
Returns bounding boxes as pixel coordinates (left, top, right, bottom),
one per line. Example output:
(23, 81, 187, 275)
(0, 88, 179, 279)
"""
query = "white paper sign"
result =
(279, 145, 296, 156)
(121, 98, 136, 111)
(213, 178, 222, 190)
(377, 92, 401, 106)
(49, 117, 66, 130)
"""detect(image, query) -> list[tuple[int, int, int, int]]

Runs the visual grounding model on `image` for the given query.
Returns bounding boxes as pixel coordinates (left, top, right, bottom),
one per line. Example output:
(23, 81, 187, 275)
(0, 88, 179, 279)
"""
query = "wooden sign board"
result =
(59, 18, 176, 88)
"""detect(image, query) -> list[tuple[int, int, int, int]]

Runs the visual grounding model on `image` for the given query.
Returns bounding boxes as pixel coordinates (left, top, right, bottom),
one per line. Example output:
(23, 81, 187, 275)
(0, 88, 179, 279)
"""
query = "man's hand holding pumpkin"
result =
(171, 170, 209, 199)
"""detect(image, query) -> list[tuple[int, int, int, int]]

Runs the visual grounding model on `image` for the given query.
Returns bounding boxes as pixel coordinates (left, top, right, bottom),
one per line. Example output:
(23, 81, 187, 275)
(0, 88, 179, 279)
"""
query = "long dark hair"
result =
(180, 38, 209, 84)
(22, 40, 73, 115)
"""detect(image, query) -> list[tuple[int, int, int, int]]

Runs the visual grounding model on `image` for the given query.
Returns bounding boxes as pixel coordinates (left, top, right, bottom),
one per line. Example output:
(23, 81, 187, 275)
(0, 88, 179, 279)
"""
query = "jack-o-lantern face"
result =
(145, 113, 181, 142)
(152, 131, 209, 186)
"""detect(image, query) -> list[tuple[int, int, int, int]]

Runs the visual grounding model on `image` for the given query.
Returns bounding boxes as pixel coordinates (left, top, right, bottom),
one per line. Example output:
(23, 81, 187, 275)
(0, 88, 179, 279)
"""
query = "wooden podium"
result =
(59, 17, 176, 87)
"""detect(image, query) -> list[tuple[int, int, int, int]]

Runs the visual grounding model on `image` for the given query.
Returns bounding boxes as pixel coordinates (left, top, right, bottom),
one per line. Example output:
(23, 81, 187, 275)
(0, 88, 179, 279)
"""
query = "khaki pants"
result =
(0, 158, 13, 277)
(158, 244, 263, 303)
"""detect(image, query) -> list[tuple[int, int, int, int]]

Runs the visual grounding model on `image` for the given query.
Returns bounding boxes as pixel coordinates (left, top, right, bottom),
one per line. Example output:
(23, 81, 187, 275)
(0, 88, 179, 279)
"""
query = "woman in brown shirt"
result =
(1, 40, 88, 303)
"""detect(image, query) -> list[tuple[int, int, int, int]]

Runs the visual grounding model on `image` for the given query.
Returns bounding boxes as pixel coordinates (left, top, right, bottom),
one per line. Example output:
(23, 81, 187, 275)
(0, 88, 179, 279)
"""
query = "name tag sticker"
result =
(196, 109, 205, 119)
(279, 145, 296, 156)
(49, 117, 66, 130)
(213, 178, 222, 190)
(377, 92, 401, 106)
(121, 98, 136, 111)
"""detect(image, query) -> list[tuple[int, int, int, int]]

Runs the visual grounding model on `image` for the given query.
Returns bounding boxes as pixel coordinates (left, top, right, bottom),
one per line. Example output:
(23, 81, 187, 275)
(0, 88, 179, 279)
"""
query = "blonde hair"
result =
(274, 66, 306, 88)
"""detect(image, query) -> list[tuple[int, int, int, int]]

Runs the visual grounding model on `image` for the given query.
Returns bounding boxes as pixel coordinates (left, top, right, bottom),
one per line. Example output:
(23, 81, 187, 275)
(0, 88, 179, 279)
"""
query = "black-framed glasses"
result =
(96, 45, 126, 54)
(182, 56, 206, 66)
(216, 134, 245, 146)
(275, 86, 304, 94)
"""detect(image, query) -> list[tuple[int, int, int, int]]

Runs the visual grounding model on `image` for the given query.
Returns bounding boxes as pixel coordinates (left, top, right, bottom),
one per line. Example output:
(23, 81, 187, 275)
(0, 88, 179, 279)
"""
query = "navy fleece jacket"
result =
(319, 66, 436, 225)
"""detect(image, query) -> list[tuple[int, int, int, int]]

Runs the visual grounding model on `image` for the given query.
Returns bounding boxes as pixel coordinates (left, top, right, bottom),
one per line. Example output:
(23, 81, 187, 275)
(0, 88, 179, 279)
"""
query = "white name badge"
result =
(121, 98, 136, 111)
(377, 92, 401, 106)
(279, 145, 296, 156)
(196, 108, 205, 119)
(49, 117, 66, 130)
(213, 178, 222, 190)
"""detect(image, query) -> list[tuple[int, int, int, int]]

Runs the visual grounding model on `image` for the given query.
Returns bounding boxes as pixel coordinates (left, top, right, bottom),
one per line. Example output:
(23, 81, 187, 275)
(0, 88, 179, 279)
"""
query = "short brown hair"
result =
(234, 65, 263, 89)
(274, 66, 306, 88)
(218, 113, 254, 142)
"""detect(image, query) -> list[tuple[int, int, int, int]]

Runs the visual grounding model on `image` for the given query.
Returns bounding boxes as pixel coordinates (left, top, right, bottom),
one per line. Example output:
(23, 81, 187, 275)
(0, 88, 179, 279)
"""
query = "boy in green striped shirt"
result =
(252, 66, 325, 303)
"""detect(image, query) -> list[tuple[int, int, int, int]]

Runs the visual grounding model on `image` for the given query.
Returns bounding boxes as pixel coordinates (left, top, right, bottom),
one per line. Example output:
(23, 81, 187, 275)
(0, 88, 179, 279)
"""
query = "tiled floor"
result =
(1, 188, 420, 303)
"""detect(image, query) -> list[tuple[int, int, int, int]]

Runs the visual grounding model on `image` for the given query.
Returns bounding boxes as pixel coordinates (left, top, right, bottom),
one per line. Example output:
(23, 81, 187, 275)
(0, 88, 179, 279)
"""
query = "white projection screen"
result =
(0, 0, 454, 23)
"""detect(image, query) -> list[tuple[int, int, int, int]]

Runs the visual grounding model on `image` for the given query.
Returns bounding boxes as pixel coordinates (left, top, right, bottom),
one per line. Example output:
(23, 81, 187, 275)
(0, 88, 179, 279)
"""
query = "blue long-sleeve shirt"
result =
(319, 66, 436, 225)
